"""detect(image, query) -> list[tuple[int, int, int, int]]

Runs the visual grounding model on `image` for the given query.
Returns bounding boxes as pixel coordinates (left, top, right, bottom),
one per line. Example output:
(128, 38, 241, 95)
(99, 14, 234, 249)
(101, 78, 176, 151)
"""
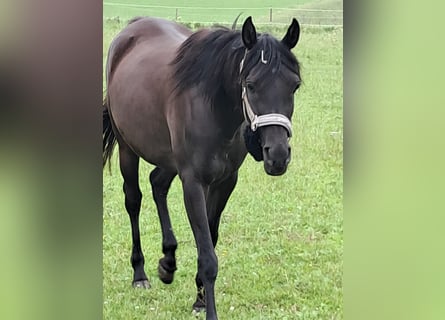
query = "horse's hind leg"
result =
(193, 172, 239, 312)
(149, 167, 178, 284)
(119, 143, 150, 288)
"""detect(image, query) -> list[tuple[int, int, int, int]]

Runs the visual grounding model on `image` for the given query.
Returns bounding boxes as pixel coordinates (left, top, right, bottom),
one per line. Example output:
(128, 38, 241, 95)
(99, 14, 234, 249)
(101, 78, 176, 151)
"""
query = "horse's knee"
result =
(198, 253, 218, 282)
(124, 197, 141, 214)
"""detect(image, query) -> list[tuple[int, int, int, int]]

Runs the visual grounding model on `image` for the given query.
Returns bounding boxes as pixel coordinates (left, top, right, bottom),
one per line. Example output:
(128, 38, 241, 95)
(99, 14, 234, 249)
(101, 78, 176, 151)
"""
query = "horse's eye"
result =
(247, 83, 255, 92)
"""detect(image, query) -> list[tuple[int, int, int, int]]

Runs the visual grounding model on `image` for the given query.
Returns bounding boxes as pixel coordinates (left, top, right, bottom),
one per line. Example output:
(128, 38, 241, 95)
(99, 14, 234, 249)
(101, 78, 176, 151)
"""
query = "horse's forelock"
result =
(240, 35, 300, 83)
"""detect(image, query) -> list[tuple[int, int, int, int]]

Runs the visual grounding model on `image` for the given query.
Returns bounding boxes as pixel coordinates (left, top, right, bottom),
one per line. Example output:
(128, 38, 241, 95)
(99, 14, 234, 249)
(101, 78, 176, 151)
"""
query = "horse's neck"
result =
(209, 50, 246, 137)
(212, 84, 244, 138)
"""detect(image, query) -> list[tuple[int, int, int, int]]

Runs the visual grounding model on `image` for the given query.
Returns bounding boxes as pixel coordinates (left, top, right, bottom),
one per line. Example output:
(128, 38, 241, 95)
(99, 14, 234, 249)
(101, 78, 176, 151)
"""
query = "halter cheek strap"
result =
(239, 50, 293, 137)
(241, 86, 293, 137)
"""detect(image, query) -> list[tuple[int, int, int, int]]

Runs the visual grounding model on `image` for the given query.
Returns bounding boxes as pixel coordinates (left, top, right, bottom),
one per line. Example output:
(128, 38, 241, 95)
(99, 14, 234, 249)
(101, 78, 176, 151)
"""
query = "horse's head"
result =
(240, 17, 301, 176)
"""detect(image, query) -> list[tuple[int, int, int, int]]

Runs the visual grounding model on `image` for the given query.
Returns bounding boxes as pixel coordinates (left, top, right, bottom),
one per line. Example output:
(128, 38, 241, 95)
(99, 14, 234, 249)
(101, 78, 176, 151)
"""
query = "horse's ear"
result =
(282, 18, 300, 50)
(242, 16, 257, 50)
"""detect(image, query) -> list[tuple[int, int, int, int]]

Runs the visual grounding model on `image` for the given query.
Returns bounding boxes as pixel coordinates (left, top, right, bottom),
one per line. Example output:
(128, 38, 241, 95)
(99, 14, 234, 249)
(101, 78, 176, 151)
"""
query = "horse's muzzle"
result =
(243, 124, 292, 175)
(263, 144, 291, 176)
(260, 125, 291, 176)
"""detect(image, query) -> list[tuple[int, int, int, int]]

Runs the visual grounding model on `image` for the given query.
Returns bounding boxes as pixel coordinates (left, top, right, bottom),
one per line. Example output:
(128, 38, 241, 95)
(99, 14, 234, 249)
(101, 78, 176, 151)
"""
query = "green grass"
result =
(103, 0, 343, 25)
(103, 3, 343, 319)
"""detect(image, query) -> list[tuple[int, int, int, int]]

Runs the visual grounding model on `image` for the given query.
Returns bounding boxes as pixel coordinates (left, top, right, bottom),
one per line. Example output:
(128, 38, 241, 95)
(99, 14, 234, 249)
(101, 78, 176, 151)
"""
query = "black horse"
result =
(103, 16, 301, 320)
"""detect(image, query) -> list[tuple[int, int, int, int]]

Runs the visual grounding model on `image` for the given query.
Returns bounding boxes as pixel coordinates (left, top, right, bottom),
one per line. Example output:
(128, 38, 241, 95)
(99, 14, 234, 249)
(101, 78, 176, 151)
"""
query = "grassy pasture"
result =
(103, 2, 343, 319)
(103, 0, 343, 25)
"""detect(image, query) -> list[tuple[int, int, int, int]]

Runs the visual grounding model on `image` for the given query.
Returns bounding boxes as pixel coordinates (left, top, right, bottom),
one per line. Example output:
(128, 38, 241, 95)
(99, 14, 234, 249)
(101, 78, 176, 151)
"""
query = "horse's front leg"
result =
(180, 172, 218, 320)
(193, 172, 239, 312)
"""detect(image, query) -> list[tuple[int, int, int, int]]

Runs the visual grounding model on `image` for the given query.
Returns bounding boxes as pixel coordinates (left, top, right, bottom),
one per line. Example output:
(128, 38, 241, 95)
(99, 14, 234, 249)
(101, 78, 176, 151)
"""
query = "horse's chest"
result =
(196, 146, 244, 185)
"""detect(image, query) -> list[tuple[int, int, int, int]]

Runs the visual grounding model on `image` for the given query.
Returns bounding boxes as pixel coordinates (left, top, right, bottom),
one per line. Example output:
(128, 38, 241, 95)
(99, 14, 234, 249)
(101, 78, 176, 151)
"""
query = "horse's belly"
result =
(109, 52, 177, 170)
(112, 105, 175, 169)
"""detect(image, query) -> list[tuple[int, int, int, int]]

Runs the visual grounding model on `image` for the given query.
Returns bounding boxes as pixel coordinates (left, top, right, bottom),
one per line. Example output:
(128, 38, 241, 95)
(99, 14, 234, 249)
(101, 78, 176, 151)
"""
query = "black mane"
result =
(171, 27, 244, 104)
(171, 26, 300, 105)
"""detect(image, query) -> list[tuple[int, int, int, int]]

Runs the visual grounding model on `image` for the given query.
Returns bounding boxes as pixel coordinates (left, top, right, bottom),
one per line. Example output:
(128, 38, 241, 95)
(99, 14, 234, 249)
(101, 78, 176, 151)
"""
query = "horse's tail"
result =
(103, 96, 117, 169)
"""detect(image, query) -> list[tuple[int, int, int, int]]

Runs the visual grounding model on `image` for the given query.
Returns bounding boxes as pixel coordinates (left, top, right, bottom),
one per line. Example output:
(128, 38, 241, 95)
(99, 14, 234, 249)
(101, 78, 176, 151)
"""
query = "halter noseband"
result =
(239, 50, 293, 137)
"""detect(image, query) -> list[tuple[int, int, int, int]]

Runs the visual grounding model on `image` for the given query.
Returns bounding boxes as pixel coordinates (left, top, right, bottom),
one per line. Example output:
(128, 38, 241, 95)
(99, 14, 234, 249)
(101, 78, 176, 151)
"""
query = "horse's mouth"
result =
(263, 158, 290, 176)
(243, 125, 292, 176)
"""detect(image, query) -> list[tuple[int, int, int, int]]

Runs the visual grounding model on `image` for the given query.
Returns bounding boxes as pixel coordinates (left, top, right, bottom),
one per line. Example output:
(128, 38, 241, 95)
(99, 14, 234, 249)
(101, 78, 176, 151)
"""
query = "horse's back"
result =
(106, 17, 190, 84)
(106, 17, 192, 169)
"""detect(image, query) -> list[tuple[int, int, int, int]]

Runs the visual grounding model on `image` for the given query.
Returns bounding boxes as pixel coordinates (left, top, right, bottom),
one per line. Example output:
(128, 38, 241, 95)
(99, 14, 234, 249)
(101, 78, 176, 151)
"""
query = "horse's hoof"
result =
(158, 262, 175, 284)
(192, 300, 206, 313)
(132, 279, 150, 289)
(192, 307, 206, 318)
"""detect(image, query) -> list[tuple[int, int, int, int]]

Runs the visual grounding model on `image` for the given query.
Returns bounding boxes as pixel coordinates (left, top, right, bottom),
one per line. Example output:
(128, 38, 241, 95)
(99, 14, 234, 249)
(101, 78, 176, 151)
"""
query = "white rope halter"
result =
(239, 50, 293, 137)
